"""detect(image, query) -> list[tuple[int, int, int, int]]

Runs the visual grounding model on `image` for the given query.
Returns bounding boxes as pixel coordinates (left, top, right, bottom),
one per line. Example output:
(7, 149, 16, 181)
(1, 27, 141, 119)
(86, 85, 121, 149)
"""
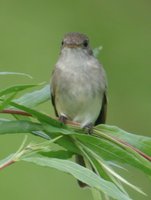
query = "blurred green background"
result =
(0, 0, 151, 199)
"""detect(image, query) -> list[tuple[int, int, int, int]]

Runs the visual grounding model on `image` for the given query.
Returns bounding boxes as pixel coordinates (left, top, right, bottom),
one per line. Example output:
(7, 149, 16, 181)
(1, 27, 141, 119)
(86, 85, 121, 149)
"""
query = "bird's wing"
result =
(51, 70, 59, 117)
(51, 94, 58, 117)
(95, 92, 107, 125)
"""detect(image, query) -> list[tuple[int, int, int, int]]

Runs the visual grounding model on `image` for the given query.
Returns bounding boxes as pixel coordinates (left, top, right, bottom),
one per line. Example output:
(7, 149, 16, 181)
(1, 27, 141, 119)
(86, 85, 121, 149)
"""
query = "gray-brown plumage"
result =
(51, 32, 107, 187)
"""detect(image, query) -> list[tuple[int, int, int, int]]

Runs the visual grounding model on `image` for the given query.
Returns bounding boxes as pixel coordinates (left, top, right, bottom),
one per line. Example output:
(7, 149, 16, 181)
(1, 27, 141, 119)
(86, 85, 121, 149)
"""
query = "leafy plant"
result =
(0, 72, 151, 200)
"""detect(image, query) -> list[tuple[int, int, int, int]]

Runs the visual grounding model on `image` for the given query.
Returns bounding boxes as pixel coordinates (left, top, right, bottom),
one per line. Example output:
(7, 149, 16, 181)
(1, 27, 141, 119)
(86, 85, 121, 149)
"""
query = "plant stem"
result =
(0, 159, 15, 170)
(94, 129, 151, 162)
(0, 109, 32, 116)
(0, 109, 80, 126)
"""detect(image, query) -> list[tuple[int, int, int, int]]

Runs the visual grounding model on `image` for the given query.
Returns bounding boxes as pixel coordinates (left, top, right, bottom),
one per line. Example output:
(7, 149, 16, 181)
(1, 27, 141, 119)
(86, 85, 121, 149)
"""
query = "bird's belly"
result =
(56, 85, 102, 127)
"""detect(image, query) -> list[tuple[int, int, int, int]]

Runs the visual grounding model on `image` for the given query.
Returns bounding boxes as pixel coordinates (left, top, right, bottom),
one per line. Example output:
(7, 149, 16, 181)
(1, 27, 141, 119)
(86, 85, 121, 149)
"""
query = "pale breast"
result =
(51, 48, 107, 127)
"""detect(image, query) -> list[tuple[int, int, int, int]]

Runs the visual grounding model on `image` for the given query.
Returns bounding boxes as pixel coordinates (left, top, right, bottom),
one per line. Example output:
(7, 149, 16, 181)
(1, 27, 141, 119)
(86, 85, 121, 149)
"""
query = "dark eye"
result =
(83, 40, 88, 47)
(61, 41, 64, 46)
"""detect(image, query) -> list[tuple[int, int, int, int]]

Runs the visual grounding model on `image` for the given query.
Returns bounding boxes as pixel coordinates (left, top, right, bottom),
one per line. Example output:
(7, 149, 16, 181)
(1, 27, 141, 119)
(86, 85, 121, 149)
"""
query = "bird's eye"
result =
(83, 40, 88, 47)
(61, 41, 64, 46)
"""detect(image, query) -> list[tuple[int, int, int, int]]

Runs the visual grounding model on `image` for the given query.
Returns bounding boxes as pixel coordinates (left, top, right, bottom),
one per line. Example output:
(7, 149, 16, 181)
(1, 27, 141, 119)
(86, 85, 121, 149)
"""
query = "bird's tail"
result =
(75, 155, 88, 187)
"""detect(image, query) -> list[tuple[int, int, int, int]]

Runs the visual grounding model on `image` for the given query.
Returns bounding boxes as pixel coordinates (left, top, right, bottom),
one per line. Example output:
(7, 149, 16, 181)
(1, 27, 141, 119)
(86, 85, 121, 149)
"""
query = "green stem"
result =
(91, 188, 103, 200)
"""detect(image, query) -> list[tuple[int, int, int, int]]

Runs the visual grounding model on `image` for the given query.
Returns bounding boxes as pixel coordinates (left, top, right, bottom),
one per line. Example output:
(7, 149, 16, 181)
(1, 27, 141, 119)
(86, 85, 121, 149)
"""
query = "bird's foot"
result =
(59, 115, 67, 124)
(83, 123, 93, 134)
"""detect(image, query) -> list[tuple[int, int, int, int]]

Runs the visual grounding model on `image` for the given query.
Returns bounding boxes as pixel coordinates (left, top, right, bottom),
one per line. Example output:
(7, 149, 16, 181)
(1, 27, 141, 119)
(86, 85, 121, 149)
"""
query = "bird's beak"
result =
(64, 44, 81, 48)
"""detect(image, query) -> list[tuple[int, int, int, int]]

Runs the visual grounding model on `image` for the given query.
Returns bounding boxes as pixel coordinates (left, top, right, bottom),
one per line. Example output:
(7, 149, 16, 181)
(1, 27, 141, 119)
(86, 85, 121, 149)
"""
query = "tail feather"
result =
(76, 155, 88, 187)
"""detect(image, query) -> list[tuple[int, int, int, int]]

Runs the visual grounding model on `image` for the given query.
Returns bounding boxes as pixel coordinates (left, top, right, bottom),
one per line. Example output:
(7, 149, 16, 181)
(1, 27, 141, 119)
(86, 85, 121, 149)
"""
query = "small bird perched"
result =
(51, 32, 107, 187)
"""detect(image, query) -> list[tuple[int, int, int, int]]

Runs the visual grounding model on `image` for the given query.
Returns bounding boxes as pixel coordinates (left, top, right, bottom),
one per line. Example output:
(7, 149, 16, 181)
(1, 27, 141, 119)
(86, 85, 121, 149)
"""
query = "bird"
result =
(51, 32, 107, 187)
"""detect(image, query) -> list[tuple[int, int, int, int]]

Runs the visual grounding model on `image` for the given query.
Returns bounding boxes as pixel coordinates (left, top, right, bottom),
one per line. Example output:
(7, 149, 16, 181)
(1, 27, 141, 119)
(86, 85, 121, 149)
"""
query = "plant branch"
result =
(0, 159, 15, 170)
(116, 138, 151, 162)
(0, 109, 80, 126)
(1, 109, 151, 162)
(94, 129, 151, 162)
(0, 109, 32, 116)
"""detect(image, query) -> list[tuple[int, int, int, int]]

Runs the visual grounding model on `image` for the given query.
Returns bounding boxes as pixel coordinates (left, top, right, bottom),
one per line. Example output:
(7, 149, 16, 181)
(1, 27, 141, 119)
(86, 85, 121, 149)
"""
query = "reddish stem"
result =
(0, 109, 32, 116)
(1, 109, 151, 162)
(0, 109, 79, 126)
(0, 160, 15, 170)
(117, 138, 151, 162)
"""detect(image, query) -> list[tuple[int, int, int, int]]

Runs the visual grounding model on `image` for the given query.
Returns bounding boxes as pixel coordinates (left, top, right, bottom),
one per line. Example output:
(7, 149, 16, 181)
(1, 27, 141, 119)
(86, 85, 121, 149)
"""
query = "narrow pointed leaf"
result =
(23, 156, 132, 200)
(10, 101, 63, 127)
(0, 93, 17, 110)
(0, 72, 32, 78)
(75, 134, 151, 176)
(0, 120, 50, 139)
(14, 84, 50, 107)
(95, 125, 151, 156)
(40, 150, 73, 159)
(0, 84, 38, 97)
(93, 46, 103, 57)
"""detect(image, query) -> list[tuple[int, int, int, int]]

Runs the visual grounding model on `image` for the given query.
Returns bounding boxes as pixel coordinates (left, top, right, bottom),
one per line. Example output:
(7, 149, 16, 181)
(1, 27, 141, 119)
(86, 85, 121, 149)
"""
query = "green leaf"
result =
(0, 92, 17, 110)
(14, 84, 50, 107)
(40, 150, 73, 159)
(42, 122, 73, 135)
(0, 120, 50, 140)
(31, 131, 50, 140)
(0, 120, 43, 134)
(0, 84, 38, 97)
(23, 156, 132, 200)
(74, 134, 151, 176)
(75, 137, 141, 196)
(95, 125, 151, 156)
(10, 101, 62, 127)
(42, 123, 80, 154)
(0, 110, 79, 153)
(10, 103, 79, 152)
(93, 46, 103, 57)
(0, 71, 32, 79)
